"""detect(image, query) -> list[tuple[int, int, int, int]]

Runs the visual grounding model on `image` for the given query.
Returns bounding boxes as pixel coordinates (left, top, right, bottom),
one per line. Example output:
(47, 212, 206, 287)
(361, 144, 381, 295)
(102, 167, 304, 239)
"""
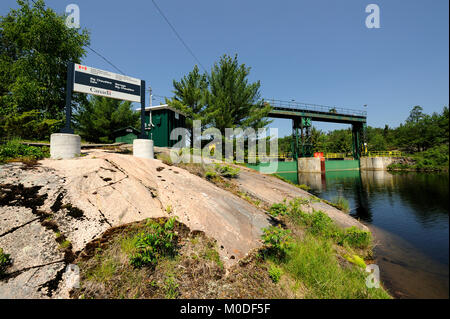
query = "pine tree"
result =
(205, 54, 272, 134)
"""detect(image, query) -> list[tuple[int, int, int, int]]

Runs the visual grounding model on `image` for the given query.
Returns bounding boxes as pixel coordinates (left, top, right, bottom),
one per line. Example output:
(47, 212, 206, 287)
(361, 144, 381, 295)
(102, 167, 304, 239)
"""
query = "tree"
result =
(167, 65, 208, 146)
(169, 54, 272, 152)
(205, 55, 272, 134)
(0, 0, 90, 139)
(407, 105, 425, 123)
(75, 96, 140, 143)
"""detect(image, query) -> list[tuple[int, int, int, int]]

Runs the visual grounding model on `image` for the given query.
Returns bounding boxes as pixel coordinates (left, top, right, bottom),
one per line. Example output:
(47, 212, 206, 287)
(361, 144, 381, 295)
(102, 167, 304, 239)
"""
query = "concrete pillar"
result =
(50, 133, 81, 159)
(133, 139, 154, 159)
(360, 157, 393, 171)
(359, 157, 369, 170)
(298, 157, 321, 173)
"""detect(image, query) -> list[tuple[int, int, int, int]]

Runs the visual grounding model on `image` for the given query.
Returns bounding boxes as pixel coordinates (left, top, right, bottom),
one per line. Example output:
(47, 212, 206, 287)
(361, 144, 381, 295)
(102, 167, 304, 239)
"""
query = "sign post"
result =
(53, 62, 152, 159)
(140, 80, 146, 139)
(61, 62, 75, 134)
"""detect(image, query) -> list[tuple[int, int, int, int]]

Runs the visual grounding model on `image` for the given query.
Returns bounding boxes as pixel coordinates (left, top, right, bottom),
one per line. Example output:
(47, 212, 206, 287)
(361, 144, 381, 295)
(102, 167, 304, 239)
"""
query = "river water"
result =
(277, 169, 449, 299)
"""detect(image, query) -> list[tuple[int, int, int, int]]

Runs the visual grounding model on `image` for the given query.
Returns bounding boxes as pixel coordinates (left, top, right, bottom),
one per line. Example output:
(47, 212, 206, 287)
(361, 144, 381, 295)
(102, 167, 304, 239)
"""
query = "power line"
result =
(151, 0, 206, 72)
(85, 46, 125, 75)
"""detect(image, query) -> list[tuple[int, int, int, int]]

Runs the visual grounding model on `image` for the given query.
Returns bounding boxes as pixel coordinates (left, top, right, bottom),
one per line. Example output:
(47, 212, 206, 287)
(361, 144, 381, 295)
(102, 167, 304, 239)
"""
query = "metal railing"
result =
(264, 99, 367, 117)
(245, 153, 291, 160)
(363, 151, 402, 158)
(324, 153, 349, 159)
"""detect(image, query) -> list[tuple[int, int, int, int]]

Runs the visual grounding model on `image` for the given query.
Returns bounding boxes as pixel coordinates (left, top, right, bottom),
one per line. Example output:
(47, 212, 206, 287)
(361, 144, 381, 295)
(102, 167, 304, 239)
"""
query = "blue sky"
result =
(1, 0, 448, 136)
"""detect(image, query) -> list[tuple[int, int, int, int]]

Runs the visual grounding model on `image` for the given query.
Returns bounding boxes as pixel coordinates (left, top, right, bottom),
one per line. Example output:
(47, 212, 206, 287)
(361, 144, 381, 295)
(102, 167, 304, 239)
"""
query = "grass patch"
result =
(259, 199, 390, 299)
(85, 258, 118, 283)
(280, 234, 389, 299)
(298, 184, 311, 191)
(268, 264, 283, 283)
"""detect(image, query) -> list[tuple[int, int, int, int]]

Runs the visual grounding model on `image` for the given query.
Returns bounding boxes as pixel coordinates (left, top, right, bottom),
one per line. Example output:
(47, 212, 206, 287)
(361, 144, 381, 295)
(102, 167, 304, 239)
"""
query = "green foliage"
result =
(277, 106, 449, 161)
(2, 110, 62, 140)
(214, 163, 240, 178)
(0, 0, 90, 139)
(338, 226, 372, 249)
(268, 264, 282, 283)
(298, 184, 311, 191)
(269, 202, 288, 217)
(413, 144, 449, 170)
(283, 235, 390, 299)
(205, 170, 217, 179)
(296, 210, 340, 238)
(261, 199, 388, 299)
(0, 139, 49, 163)
(75, 96, 140, 143)
(168, 55, 272, 150)
(262, 225, 294, 258)
(279, 199, 372, 250)
(163, 274, 179, 299)
(129, 218, 178, 268)
(0, 248, 12, 276)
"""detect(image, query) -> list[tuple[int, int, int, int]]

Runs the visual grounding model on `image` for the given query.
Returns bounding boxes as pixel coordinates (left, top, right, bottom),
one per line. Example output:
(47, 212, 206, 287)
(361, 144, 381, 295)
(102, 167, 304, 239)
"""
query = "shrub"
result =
(0, 248, 12, 276)
(129, 218, 178, 268)
(269, 202, 288, 217)
(339, 226, 372, 249)
(0, 139, 49, 163)
(268, 265, 282, 283)
(205, 170, 217, 179)
(262, 225, 294, 258)
(214, 164, 240, 178)
(288, 197, 310, 213)
(294, 210, 336, 237)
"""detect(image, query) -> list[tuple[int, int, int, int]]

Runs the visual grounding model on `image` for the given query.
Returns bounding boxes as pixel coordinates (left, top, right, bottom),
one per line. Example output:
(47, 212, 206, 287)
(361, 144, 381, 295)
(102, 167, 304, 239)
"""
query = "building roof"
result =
(113, 126, 141, 135)
(136, 104, 188, 117)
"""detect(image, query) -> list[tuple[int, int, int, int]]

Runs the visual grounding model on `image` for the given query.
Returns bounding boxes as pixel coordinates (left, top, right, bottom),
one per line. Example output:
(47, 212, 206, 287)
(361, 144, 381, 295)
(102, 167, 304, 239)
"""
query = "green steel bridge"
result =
(263, 99, 367, 159)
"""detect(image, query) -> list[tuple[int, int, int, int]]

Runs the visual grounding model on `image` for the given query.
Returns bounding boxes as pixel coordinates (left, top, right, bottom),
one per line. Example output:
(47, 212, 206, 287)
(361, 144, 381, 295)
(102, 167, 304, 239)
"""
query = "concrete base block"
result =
(360, 157, 393, 171)
(50, 134, 81, 159)
(133, 139, 154, 159)
(298, 157, 321, 173)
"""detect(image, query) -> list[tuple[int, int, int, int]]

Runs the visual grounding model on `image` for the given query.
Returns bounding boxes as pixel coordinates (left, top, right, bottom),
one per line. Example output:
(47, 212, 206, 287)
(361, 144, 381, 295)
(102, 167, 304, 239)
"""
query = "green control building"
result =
(114, 126, 140, 144)
(143, 105, 187, 147)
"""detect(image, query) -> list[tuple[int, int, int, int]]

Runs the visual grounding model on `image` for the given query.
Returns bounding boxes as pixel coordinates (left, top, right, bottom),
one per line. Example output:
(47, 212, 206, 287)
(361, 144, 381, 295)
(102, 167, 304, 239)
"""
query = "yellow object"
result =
(345, 254, 366, 268)
(364, 151, 402, 158)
